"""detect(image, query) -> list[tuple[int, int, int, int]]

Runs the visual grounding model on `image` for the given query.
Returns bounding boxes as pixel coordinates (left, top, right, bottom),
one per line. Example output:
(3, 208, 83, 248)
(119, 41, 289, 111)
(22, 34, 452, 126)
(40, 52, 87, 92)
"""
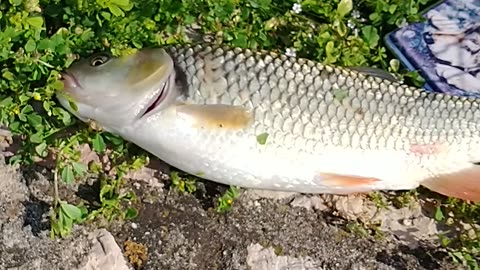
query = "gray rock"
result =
(242, 189, 297, 201)
(246, 243, 323, 270)
(79, 229, 131, 270)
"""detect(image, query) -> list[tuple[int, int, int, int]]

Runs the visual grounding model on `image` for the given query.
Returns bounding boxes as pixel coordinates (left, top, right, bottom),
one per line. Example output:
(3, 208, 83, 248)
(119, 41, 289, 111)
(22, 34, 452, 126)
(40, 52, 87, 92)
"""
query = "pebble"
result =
(290, 196, 312, 209)
(131, 223, 138, 229)
(401, 218, 413, 226)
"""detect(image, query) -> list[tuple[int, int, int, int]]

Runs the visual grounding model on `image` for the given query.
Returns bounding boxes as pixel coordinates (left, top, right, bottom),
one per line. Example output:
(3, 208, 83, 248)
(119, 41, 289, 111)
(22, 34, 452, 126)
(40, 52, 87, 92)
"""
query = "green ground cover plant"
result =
(0, 0, 478, 268)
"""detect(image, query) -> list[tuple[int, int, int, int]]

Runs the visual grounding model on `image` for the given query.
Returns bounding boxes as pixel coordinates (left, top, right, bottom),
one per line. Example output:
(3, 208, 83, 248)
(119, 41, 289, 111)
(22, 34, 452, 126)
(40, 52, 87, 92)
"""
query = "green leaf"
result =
(27, 114, 43, 129)
(24, 39, 36, 52)
(60, 202, 83, 220)
(100, 11, 112, 21)
(100, 184, 113, 201)
(434, 206, 444, 221)
(361, 26, 380, 48)
(30, 131, 43, 144)
(43, 101, 51, 113)
(132, 40, 143, 49)
(111, 0, 130, 6)
(389, 59, 400, 73)
(389, 4, 397, 14)
(337, 0, 352, 18)
(2, 71, 15, 80)
(93, 133, 106, 153)
(19, 94, 31, 103)
(333, 19, 347, 37)
(61, 210, 73, 228)
(61, 165, 75, 184)
(233, 32, 248, 48)
(11, 0, 22, 6)
(72, 161, 87, 176)
(125, 207, 138, 219)
(108, 4, 125, 17)
(104, 134, 124, 145)
(68, 99, 78, 112)
(369, 12, 380, 22)
(35, 142, 48, 157)
(51, 108, 71, 125)
(26, 16, 44, 28)
(50, 80, 64, 90)
(0, 97, 13, 107)
(325, 41, 338, 63)
(333, 89, 349, 101)
(36, 39, 51, 50)
(21, 105, 34, 114)
(256, 133, 269, 145)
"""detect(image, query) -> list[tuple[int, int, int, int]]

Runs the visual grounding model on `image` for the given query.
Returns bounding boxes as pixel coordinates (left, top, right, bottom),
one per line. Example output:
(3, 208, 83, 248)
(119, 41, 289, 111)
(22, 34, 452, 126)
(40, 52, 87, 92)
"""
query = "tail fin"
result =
(421, 165, 480, 202)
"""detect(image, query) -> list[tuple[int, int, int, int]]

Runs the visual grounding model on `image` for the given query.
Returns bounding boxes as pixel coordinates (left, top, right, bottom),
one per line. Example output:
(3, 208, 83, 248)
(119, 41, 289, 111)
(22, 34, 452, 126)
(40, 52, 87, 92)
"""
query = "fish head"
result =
(56, 48, 178, 132)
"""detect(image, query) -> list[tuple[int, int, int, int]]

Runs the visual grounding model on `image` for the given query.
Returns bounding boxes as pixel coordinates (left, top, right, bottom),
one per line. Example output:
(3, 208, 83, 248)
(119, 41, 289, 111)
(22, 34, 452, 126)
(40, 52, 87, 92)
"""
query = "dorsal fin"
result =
(348, 66, 398, 82)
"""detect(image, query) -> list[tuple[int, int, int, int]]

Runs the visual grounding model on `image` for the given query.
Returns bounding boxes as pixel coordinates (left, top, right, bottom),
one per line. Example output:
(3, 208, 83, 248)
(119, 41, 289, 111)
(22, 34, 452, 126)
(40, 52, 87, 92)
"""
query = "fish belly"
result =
(131, 109, 425, 194)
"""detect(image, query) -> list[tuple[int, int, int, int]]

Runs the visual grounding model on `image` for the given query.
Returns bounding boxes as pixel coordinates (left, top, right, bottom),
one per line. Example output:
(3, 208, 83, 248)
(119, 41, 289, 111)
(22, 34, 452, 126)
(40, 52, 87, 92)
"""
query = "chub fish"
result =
(57, 44, 480, 202)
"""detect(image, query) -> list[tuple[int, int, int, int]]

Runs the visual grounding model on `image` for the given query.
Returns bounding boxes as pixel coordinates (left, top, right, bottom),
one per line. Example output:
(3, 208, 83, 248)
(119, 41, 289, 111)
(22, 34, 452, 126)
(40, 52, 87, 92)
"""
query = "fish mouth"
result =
(59, 71, 82, 90)
(139, 74, 172, 118)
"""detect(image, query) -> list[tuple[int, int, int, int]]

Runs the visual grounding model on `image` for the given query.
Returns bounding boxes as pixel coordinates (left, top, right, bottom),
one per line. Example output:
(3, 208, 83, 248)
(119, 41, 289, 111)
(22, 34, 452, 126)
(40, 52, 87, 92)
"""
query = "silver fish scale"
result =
(165, 44, 480, 159)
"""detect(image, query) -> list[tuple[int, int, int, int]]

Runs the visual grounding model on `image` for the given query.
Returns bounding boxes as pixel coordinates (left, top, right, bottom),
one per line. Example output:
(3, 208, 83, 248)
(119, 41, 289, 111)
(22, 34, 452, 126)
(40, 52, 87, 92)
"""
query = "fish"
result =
(56, 43, 480, 202)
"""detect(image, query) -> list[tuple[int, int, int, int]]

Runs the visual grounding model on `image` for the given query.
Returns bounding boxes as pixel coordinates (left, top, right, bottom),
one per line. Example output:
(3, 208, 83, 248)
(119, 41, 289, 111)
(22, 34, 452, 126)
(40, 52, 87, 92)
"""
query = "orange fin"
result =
(421, 165, 480, 202)
(317, 173, 380, 187)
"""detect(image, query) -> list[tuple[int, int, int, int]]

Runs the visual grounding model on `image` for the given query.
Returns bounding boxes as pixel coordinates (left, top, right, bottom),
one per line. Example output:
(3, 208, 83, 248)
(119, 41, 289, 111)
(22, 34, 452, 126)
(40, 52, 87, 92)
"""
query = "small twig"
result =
(53, 167, 59, 207)
(36, 59, 55, 69)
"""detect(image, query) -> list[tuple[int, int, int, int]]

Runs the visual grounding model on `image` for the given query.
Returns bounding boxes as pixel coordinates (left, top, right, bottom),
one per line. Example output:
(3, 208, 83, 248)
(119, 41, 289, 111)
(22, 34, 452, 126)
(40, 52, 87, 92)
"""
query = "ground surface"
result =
(0, 137, 468, 270)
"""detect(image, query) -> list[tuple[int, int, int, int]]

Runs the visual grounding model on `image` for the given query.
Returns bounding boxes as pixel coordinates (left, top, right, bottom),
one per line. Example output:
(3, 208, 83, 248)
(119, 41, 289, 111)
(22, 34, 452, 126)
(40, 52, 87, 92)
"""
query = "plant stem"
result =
(53, 167, 59, 207)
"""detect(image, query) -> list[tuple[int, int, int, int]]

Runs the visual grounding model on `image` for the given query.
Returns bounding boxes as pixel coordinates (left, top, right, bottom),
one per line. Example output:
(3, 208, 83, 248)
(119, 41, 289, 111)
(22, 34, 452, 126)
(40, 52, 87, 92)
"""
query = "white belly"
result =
(124, 111, 425, 194)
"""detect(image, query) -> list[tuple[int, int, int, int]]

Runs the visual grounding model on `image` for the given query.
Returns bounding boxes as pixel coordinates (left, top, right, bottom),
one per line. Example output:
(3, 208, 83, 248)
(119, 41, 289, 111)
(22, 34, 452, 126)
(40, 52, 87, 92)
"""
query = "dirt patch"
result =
(109, 178, 458, 270)
(0, 149, 463, 269)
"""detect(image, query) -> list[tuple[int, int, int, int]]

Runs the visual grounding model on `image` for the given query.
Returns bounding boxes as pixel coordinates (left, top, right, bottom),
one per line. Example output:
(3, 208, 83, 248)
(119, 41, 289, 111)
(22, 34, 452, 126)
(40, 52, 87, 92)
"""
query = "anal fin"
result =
(317, 172, 380, 187)
(421, 165, 480, 202)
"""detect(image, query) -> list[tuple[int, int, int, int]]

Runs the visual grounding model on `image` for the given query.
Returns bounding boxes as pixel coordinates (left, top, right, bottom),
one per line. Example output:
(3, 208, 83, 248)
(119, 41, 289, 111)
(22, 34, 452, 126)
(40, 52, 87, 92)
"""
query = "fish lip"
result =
(60, 71, 82, 90)
(138, 74, 171, 119)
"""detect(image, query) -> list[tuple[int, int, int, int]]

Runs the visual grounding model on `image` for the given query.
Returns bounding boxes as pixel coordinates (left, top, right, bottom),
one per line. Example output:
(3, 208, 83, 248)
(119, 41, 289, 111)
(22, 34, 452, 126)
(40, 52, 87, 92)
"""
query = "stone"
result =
(246, 243, 322, 270)
(78, 229, 131, 270)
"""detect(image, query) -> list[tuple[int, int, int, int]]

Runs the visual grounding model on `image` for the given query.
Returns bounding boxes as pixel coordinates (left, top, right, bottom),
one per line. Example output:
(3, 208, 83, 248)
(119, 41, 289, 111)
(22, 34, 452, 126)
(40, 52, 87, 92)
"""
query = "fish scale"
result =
(164, 44, 479, 172)
(57, 43, 480, 201)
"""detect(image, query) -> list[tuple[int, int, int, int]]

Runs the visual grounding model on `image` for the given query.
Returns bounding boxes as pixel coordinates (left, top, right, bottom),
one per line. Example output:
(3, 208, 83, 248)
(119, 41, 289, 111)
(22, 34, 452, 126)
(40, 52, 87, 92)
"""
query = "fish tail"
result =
(420, 165, 480, 202)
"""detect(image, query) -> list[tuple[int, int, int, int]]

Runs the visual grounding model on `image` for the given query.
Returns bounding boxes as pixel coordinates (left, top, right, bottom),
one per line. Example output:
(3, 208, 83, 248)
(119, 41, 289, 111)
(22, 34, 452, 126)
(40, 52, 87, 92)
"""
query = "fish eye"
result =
(90, 54, 110, 67)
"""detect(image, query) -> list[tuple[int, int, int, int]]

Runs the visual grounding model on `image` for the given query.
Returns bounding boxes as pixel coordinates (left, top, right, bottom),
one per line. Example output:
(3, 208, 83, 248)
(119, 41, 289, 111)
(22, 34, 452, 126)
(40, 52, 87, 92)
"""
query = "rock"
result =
(124, 166, 163, 188)
(78, 143, 100, 165)
(331, 195, 367, 220)
(79, 229, 131, 270)
(241, 189, 297, 201)
(246, 243, 322, 270)
(290, 195, 329, 211)
(0, 164, 27, 224)
(310, 196, 328, 211)
(290, 195, 313, 209)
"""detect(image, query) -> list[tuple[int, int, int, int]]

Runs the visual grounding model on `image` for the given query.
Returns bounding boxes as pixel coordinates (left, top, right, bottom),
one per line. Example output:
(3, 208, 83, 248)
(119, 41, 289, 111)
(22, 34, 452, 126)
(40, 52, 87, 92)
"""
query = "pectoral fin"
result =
(348, 66, 398, 82)
(421, 165, 480, 202)
(176, 104, 253, 130)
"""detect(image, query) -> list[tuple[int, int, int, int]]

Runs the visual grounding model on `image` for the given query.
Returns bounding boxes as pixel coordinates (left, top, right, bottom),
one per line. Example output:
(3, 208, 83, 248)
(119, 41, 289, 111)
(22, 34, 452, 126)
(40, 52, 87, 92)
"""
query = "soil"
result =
(0, 135, 467, 270)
